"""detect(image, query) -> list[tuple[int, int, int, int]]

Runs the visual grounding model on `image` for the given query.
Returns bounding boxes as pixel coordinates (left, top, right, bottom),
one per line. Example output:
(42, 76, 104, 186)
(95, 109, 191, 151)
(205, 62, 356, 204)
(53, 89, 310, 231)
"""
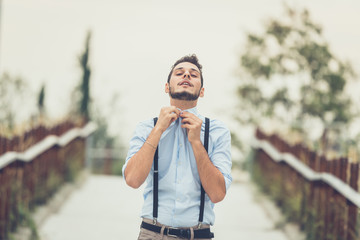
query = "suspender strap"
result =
(153, 117, 159, 224)
(198, 117, 210, 227)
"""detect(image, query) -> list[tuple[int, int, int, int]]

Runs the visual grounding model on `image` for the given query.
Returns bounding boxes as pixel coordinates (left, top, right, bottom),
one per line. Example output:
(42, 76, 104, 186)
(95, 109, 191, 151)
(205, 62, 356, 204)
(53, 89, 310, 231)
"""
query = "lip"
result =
(178, 80, 193, 87)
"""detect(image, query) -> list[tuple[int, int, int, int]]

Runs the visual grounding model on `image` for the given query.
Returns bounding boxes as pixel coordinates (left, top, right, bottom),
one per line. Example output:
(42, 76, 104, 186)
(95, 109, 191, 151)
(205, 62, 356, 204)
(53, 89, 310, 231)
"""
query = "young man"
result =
(123, 54, 232, 240)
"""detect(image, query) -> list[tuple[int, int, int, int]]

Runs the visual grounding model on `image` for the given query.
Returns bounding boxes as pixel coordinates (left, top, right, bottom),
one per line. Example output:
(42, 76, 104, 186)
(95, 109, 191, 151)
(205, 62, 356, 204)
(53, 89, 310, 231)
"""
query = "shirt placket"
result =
(173, 121, 186, 225)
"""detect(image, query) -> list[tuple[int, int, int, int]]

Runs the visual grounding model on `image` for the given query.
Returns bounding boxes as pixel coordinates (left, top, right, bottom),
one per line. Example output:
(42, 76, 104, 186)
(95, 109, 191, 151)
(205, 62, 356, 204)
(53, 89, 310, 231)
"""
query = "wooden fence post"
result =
(338, 158, 348, 240)
(347, 162, 359, 240)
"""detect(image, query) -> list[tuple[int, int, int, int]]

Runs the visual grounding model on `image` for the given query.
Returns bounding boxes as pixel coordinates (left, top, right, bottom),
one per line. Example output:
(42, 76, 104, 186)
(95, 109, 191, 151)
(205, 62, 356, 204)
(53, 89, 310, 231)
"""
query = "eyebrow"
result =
(174, 67, 200, 73)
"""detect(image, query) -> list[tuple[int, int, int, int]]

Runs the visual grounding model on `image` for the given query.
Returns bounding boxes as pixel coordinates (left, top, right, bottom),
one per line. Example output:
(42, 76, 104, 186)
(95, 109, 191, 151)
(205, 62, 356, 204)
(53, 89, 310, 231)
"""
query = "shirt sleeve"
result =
(122, 119, 153, 179)
(208, 120, 232, 191)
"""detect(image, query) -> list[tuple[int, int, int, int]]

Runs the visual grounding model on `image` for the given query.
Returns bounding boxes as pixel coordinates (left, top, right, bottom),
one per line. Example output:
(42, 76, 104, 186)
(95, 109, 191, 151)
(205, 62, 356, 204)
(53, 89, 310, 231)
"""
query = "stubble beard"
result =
(169, 87, 201, 101)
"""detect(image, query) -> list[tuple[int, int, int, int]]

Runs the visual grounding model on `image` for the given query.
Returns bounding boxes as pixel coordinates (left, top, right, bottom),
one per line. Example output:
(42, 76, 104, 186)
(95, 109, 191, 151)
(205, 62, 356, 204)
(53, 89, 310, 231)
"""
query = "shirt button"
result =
(179, 144, 183, 147)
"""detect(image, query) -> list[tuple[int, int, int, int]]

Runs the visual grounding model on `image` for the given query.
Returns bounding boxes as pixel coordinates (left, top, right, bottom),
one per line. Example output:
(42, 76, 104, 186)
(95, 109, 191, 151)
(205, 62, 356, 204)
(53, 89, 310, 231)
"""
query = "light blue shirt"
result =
(123, 107, 232, 227)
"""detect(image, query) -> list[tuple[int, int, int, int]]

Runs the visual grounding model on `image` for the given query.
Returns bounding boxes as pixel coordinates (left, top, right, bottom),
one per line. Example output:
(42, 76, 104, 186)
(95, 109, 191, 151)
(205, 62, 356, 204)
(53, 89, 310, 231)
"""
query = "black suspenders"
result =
(152, 117, 210, 227)
(153, 118, 159, 224)
(199, 117, 210, 228)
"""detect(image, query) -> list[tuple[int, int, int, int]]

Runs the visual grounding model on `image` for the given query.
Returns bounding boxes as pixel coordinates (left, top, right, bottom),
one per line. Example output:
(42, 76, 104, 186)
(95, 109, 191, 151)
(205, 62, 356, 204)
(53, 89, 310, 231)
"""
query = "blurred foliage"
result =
(92, 105, 117, 148)
(37, 83, 46, 117)
(69, 30, 125, 174)
(71, 30, 92, 122)
(236, 5, 357, 153)
(0, 72, 27, 129)
(231, 131, 243, 151)
(91, 94, 126, 175)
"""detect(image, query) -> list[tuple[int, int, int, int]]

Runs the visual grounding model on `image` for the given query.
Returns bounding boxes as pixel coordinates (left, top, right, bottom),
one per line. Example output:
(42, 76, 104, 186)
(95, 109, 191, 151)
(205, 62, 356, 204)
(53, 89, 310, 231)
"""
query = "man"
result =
(123, 54, 232, 240)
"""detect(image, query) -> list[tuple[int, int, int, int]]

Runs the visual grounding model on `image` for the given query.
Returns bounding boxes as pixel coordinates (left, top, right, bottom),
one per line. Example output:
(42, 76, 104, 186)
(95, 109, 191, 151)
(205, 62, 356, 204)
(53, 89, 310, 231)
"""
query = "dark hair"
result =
(167, 54, 204, 87)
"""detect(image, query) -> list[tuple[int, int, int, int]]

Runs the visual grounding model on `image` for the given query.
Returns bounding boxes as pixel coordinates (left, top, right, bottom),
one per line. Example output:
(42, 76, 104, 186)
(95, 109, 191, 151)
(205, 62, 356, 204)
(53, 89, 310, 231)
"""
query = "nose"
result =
(183, 70, 190, 78)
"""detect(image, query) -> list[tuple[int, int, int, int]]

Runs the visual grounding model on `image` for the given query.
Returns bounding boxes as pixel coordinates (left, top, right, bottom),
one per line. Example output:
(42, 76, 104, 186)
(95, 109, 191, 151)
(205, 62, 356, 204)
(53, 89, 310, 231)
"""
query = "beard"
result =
(169, 87, 201, 101)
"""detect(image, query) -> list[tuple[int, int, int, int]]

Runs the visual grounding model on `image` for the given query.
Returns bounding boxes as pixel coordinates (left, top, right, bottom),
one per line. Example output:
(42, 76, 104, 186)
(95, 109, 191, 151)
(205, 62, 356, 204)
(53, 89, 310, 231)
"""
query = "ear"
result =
(165, 82, 170, 93)
(199, 87, 205, 98)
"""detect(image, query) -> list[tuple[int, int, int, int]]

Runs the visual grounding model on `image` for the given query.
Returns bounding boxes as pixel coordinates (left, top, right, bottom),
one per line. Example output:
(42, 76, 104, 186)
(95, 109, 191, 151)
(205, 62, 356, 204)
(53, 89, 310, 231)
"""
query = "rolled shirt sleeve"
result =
(208, 119, 232, 191)
(122, 120, 153, 179)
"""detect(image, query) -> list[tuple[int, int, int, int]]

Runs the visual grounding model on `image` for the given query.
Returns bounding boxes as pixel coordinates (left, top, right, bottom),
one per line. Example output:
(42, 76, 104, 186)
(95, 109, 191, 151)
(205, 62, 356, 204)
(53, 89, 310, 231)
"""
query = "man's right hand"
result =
(155, 106, 181, 133)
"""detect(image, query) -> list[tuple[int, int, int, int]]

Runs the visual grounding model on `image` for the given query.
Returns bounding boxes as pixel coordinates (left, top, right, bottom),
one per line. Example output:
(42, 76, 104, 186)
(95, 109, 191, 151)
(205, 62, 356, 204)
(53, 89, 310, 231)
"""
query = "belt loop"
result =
(190, 227, 194, 240)
(160, 225, 165, 237)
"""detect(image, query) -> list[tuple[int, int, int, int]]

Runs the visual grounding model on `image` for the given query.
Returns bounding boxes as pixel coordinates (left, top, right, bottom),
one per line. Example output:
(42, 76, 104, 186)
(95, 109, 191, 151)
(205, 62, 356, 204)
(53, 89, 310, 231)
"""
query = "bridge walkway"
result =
(39, 170, 290, 240)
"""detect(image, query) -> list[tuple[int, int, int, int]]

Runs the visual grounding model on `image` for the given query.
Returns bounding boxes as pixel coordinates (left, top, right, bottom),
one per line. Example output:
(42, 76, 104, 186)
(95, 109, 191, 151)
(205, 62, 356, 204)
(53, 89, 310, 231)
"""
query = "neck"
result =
(169, 98, 197, 110)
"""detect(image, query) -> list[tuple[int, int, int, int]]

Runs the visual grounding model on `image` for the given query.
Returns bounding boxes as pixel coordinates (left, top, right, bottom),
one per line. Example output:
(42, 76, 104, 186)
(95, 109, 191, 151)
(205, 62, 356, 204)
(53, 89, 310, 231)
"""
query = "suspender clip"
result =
(197, 221, 202, 229)
(153, 218, 157, 225)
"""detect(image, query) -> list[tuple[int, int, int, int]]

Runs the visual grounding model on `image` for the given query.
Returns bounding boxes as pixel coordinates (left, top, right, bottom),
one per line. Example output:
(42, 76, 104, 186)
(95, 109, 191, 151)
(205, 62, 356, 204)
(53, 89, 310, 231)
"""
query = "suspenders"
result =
(153, 117, 159, 224)
(152, 117, 210, 227)
(199, 117, 210, 228)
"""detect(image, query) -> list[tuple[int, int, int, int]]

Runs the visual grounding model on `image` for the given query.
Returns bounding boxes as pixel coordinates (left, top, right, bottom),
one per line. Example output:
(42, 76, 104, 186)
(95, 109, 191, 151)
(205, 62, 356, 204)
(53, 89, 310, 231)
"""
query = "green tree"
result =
(37, 83, 46, 117)
(236, 5, 356, 152)
(72, 30, 92, 122)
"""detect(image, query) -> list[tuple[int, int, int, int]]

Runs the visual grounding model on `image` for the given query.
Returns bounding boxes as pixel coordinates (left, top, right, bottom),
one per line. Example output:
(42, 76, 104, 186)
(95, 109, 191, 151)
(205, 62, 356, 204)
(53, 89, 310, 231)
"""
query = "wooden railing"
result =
(251, 129, 359, 240)
(0, 121, 96, 240)
(0, 120, 82, 155)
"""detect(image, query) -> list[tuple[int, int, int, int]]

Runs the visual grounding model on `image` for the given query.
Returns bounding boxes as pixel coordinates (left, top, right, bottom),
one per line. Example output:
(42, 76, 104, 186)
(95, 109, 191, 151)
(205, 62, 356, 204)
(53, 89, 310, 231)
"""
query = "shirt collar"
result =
(169, 106, 200, 129)
(178, 106, 198, 116)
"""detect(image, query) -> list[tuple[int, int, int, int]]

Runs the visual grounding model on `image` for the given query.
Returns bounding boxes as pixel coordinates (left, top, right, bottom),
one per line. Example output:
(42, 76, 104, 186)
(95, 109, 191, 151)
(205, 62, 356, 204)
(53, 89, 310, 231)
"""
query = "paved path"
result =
(39, 172, 288, 240)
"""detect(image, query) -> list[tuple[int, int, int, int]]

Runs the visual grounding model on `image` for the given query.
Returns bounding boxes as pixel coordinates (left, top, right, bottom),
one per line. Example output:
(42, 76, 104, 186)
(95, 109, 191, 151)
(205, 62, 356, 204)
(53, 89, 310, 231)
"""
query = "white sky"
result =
(1, 0, 360, 145)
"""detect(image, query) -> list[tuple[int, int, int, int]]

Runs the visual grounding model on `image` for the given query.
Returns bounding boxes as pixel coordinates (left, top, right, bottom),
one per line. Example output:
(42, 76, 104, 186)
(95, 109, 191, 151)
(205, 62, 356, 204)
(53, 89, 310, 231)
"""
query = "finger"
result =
(181, 121, 200, 131)
(168, 106, 179, 113)
(159, 108, 178, 123)
(179, 111, 193, 118)
(181, 116, 202, 126)
(180, 112, 201, 123)
(181, 123, 191, 129)
(181, 125, 197, 134)
(173, 109, 181, 116)
(181, 125, 190, 135)
(160, 107, 179, 117)
(170, 112, 179, 122)
(181, 117, 197, 125)
(167, 107, 181, 118)
(161, 106, 174, 114)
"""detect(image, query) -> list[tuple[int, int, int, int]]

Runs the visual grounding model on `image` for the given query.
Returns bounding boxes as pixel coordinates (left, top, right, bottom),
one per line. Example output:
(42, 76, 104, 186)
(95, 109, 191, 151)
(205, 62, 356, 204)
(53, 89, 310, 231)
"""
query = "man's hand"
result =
(155, 106, 181, 133)
(125, 106, 180, 189)
(180, 111, 202, 143)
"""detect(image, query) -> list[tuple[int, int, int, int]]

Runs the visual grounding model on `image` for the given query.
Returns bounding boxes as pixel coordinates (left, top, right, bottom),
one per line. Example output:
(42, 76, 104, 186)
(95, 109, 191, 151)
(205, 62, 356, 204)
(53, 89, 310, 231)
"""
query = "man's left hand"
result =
(180, 111, 203, 144)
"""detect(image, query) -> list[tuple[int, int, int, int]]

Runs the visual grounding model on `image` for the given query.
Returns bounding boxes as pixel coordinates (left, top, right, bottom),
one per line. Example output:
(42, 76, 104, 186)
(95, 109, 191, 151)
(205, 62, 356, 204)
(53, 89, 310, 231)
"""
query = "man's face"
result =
(165, 62, 204, 101)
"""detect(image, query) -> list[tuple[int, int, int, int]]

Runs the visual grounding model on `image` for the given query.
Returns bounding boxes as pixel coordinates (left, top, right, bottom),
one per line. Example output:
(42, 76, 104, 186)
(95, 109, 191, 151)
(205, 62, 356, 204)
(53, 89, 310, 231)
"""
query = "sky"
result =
(1, 0, 360, 146)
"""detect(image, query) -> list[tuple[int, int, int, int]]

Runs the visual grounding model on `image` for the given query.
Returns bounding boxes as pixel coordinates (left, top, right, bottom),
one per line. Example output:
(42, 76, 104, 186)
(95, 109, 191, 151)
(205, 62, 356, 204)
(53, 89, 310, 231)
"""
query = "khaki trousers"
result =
(137, 218, 213, 240)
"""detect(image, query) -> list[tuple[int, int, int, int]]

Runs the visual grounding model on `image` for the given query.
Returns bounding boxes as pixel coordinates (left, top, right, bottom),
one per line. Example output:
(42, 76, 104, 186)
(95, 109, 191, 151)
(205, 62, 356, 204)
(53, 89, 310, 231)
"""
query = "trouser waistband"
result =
(140, 221, 214, 239)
